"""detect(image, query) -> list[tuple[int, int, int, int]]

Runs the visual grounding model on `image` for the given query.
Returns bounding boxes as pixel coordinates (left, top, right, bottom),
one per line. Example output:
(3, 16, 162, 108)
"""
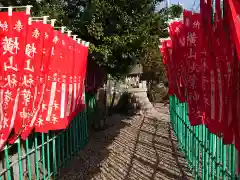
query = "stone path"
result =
(58, 104, 193, 180)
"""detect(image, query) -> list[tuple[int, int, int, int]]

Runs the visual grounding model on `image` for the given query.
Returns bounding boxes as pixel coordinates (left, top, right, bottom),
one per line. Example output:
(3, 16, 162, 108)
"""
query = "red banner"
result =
(183, 10, 204, 126)
(0, 11, 29, 149)
(169, 21, 186, 102)
(226, 0, 240, 61)
(159, 0, 240, 149)
(0, 9, 89, 150)
(21, 23, 54, 140)
(9, 20, 46, 143)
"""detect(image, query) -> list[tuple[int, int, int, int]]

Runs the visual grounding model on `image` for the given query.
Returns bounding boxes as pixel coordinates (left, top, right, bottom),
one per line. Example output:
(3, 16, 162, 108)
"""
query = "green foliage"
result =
(0, 0, 182, 80)
(0, 0, 66, 26)
(168, 4, 183, 18)
(64, 0, 168, 79)
(141, 4, 183, 83)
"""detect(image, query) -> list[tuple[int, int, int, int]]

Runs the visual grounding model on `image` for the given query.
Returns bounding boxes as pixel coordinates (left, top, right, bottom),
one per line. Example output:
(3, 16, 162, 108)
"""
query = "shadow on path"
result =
(58, 105, 193, 180)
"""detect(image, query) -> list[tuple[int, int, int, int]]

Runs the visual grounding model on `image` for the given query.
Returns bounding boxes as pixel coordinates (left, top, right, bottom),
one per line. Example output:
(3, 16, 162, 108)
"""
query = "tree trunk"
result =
(109, 81, 117, 114)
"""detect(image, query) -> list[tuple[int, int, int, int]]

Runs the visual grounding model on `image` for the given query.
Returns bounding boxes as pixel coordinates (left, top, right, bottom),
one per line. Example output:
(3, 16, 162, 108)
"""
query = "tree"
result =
(140, 4, 183, 81)
(139, 4, 183, 101)
(1, 0, 180, 81)
(64, 0, 167, 79)
(168, 4, 183, 19)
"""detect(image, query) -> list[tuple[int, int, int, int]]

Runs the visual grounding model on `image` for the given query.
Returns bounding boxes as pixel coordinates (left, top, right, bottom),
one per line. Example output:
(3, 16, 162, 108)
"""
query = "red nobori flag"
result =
(65, 37, 76, 122)
(234, 61, 240, 151)
(204, 0, 229, 135)
(200, 3, 226, 135)
(183, 10, 204, 126)
(74, 42, 83, 113)
(223, 0, 237, 104)
(69, 38, 79, 120)
(199, 0, 219, 132)
(33, 25, 54, 133)
(166, 40, 177, 96)
(173, 21, 187, 102)
(0, 11, 29, 149)
(60, 35, 73, 124)
(160, 42, 167, 64)
(221, 1, 239, 144)
(225, 0, 240, 61)
(34, 30, 60, 133)
(161, 40, 174, 95)
(0, 13, 9, 85)
(9, 20, 45, 144)
(224, 58, 240, 147)
(169, 21, 186, 102)
(0, 12, 10, 137)
(71, 42, 81, 115)
(76, 42, 89, 112)
(221, 26, 238, 145)
(21, 22, 54, 140)
(45, 33, 72, 131)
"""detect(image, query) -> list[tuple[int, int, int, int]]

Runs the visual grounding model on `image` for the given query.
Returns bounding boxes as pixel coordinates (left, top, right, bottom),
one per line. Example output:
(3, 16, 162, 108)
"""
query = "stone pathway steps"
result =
(58, 105, 193, 180)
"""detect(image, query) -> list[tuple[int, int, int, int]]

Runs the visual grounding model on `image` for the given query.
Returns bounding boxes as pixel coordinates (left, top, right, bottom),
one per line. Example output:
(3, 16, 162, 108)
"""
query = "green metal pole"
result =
(222, 143, 227, 179)
(211, 134, 216, 179)
(17, 139, 23, 180)
(34, 134, 40, 180)
(202, 125, 205, 180)
(184, 103, 187, 155)
(41, 133, 46, 180)
(230, 145, 236, 179)
(4, 145, 11, 180)
(196, 126, 200, 179)
(52, 132, 57, 179)
(205, 130, 210, 180)
(216, 137, 220, 178)
(26, 139, 32, 179)
(46, 133, 51, 179)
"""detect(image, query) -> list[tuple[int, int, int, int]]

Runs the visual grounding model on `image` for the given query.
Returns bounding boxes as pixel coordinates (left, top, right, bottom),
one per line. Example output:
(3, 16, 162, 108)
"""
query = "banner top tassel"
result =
(67, 31, 72, 37)
(61, 26, 66, 33)
(50, 19, 56, 27)
(8, 7, 13, 16)
(43, 16, 48, 24)
(26, 5, 31, 15)
(77, 38, 81, 44)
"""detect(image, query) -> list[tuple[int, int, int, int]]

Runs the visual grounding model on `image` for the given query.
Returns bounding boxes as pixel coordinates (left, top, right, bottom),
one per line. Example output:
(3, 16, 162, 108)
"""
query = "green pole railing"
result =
(170, 95, 238, 180)
(0, 92, 97, 180)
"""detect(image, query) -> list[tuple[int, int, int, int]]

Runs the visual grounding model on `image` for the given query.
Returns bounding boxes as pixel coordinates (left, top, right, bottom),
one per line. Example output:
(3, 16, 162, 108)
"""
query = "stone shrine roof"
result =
(128, 64, 143, 75)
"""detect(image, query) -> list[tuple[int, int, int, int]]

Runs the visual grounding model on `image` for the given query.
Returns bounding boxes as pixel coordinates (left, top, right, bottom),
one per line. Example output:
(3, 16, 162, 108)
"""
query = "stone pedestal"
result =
(127, 87, 153, 111)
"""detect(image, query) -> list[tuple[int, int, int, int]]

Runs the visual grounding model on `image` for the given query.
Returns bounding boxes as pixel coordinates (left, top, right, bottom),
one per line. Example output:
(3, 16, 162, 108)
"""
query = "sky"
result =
(170, 0, 196, 9)
(158, 0, 200, 10)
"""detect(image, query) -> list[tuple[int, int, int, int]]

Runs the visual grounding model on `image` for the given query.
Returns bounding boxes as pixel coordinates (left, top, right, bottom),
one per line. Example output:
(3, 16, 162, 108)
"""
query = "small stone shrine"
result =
(125, 64, 153, 111)
(125, 64, 145, 88)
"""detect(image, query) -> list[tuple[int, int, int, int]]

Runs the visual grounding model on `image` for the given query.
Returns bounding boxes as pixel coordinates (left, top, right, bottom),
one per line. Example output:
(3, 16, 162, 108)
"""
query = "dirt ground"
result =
(58, 104, 193, 180)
